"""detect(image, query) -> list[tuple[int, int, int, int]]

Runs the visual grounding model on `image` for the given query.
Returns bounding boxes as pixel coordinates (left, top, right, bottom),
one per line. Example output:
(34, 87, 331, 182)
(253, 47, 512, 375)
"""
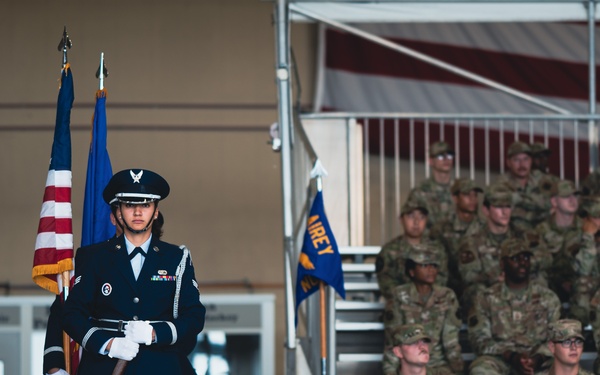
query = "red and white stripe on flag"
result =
(32, 169, 74, 294)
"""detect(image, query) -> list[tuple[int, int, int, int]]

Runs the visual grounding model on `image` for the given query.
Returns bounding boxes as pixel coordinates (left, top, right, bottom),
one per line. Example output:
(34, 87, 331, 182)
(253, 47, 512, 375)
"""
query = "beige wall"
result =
(0, 1, 317, 373)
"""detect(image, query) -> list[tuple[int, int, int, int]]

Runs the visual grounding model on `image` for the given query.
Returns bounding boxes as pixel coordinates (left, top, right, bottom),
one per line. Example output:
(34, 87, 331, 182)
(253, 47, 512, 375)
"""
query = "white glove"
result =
(108, 337, 139, 361)
(124, 320, 153, 345)
(46, 370, 69, 375)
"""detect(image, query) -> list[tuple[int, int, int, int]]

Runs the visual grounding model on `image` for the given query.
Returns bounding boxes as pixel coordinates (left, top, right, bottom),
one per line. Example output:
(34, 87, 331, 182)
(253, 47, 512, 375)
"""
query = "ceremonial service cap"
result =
(103, 169, 170, 205)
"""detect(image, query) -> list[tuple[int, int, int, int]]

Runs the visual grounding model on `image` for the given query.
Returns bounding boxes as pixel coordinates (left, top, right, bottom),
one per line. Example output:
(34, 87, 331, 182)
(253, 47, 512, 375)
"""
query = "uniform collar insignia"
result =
(153, 246, 160, 252)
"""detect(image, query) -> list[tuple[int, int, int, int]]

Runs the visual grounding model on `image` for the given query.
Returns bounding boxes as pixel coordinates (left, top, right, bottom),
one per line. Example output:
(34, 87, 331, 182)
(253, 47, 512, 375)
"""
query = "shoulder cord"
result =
(173, 245, 190, 319)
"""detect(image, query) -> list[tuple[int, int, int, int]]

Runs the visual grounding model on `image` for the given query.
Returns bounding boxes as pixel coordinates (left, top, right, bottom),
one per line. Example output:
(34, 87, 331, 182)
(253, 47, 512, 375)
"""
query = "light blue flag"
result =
(81, 90, 114, 246)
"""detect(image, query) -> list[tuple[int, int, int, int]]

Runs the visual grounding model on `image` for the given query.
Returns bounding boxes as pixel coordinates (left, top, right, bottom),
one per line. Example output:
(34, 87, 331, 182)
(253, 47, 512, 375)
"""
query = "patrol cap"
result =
(548, 319, 584, 342)
(500, 238, 532, 259)
(429, 141, 455, 157)
(484, 185, 513, 207)
(507, 141, 532, 158)
(551, 180, 580, 197)
(451, 178, 483, 195)
(390, 324, 431, 346)
(406, 246, 439, 266)
(400, 198, 428, 216)
(530, 142, 551, 156)
(103, 169, 170, 205)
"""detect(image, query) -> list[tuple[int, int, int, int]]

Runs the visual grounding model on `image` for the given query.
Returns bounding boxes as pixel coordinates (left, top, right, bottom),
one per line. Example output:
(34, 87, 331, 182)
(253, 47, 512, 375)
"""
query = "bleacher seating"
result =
(334, 246, 598, 374)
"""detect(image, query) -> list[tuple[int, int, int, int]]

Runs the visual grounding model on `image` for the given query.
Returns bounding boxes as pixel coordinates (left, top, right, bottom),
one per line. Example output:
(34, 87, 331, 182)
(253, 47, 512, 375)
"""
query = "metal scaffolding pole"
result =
(275, 1, 297, 375)
(589, 0, 598, 172)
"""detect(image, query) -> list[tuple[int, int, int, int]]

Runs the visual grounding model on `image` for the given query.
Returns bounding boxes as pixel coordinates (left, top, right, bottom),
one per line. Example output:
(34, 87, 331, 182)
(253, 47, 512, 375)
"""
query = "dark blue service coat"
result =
(63, 235, 206, 375)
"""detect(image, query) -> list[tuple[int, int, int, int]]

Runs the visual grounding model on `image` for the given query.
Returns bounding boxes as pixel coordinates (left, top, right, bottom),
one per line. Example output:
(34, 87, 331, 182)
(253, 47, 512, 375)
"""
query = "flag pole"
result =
(96, 52, 108, 91)
(58, 27, 72, 375)
(93, 53, 126, 375)
(311, 160, 328, 375)
(61, 271, 71, 374)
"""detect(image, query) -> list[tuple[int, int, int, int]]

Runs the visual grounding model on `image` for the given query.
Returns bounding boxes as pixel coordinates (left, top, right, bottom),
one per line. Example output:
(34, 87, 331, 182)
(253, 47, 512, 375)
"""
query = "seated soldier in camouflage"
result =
(377, 198, 448, 300)
(589, 288, 600, 374)
(533, 180, 582, 305)
(572, 196, 600, 325)
(389, 324, 432, 375)
(458, 185, 549, 314)
(458, 185, 514, 312)
(495, 141, 552, 233)
(382, 248, 463, 375)
(535, 319, 591, 375)
(468, 238, 560, 375)
(430, 178, 486, 302)
(530, 142, 559, 184)
(406, 141, 456, 229)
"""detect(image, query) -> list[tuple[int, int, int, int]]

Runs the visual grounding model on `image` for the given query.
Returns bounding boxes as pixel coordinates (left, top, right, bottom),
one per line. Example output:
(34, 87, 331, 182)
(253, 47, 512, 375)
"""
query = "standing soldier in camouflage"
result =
(571, 196, 600, 325)
(535, 319, 591, 375)
(430, 178, 485, 302)
(389, 324, 432, 375)
(376, 199, 448, 300)
(382, 249, 463, 375)
(534, 180, 582, 305)
(407, 141, 456, 229)
(496, 141, 552, 233)
(468, 238, 561, 375)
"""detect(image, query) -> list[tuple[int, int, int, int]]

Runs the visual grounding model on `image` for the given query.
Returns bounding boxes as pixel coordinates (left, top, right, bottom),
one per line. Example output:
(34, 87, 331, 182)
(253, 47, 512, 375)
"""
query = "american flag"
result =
(32, 64, 75, 294)
(317, 22, 595, 180)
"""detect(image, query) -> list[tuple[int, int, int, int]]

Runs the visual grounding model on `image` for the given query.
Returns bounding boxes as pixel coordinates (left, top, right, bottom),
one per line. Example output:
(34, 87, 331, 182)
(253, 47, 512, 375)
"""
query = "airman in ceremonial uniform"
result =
(495, 141, 552, 233)
(467, 238, 560, 375)
(535, 319, 591, 375)
(406, 141, 455, 228)
(382, 249, 463, 375)
(63, 169, 206, 375)
(377, 199, 448, 300)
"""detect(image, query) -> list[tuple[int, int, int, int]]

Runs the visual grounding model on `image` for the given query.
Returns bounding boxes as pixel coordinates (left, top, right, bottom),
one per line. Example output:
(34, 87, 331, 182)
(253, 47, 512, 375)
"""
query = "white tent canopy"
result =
(291, 2, 596, 23)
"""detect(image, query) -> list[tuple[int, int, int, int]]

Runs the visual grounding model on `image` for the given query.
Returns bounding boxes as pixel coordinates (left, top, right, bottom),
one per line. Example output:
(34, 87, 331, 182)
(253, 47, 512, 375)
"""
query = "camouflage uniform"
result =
(589, 289, 600, 374)
(533, 180, 583, 304)
(530, 142, 560, 188)
(408, 178, 454, 230)
(458, 188, 551, 310)
(571, 197, 600, 325)
(377, 238, 448, 300)
(407, 141, 456, 228)
(377, 199, 449, 300)
(467, 238, 561, 375)
(534, 319, 592, 375)
(383, 250, 463, 375)
(431, 213, 485, 300)
(430, 178, 486, 301)
(581, 170, 600, 196)
(496, 142, 552, 233)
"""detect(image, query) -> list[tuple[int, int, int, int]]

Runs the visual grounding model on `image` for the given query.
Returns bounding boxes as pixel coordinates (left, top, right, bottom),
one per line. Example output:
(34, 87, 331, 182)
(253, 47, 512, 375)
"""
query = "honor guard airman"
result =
(63, 169, 206, 375)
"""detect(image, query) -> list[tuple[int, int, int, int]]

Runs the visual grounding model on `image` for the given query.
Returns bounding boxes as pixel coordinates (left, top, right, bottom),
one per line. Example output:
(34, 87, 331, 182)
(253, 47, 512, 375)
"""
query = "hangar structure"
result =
(273, 1, 600, 374)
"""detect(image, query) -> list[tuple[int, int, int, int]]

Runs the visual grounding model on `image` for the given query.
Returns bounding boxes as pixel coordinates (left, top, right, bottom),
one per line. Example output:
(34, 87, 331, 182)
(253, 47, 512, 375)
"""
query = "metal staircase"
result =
(335, 246, 384, 374)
